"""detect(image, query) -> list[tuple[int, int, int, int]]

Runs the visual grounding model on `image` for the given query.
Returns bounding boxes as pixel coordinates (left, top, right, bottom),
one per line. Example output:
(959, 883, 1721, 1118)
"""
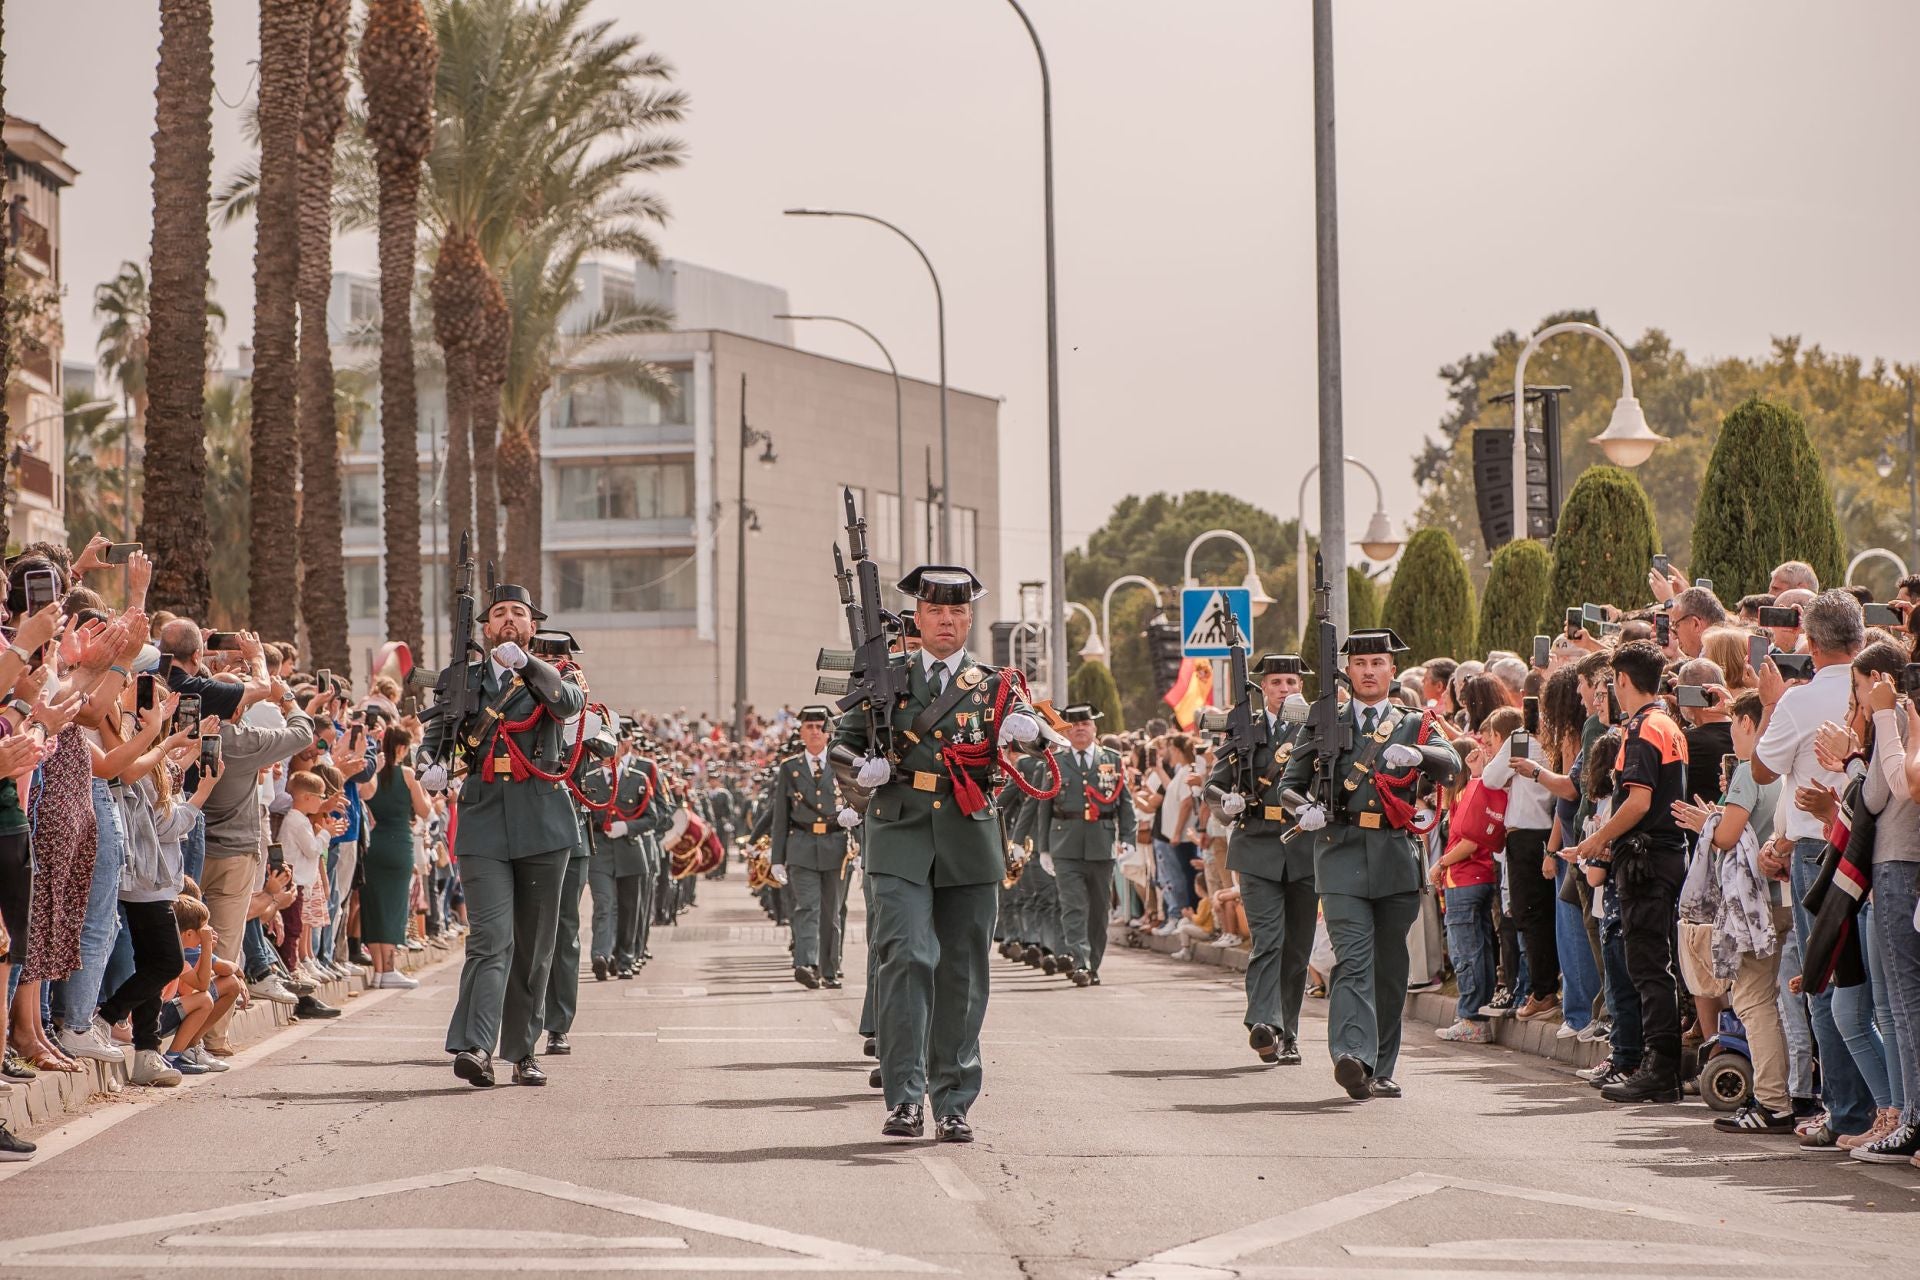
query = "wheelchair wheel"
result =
(1700, 1051, 1754, 1112)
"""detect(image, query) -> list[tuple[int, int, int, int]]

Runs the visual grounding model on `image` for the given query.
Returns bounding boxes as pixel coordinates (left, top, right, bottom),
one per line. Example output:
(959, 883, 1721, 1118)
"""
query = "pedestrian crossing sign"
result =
(1180, 587, 1252, 658)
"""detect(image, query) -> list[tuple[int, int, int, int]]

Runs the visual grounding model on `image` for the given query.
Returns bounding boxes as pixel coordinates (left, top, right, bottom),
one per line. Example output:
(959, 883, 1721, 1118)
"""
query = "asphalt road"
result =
(3, 880, 1916, 1278)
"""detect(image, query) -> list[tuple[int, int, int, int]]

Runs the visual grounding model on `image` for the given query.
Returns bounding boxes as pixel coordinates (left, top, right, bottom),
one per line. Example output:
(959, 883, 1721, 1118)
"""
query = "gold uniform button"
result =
(932, 800, 943, 810)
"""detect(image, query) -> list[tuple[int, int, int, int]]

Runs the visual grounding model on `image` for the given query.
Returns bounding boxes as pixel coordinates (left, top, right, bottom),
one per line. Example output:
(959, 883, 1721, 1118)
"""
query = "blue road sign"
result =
(1181, 587, 1252, 658)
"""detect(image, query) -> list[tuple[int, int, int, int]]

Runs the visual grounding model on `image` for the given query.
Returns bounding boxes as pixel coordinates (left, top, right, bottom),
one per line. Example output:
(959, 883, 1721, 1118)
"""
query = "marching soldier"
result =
(1033, 706, 1135, 987)
(1210, 654, 1312, 1065)
(1007, 760, 1067, 972)
(529, 630, 595, 1058)
(422, 582, 587, 1089)
(581, 728, 658, 980)
(1277, 630, 1458, 1101)
(835, 564, 1048, 1142)
(769, 706, 856, 989)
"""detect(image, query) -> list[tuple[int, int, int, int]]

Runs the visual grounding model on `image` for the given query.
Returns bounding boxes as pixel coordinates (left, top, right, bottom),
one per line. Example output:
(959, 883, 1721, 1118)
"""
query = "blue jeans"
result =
(1600, 885, 1642, 1071)
(1862, 898, 1903, 1112)
(1153, 839, 1192, 918)
(243, 918, 279, 981)
(1554, 862, 1600, 1031)
(1443, 882, 1496, 1023)
(55, 780, 131, 1029)
(1777, 928, 1815, 1098)
(1790, 838, 1876, 1133)
(181, 810, 206, 887)
(1870, 862, 1920, 1125)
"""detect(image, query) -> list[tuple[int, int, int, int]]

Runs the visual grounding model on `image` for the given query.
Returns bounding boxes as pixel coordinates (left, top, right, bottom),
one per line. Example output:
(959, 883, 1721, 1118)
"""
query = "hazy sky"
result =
(14, 1, 1920, 589)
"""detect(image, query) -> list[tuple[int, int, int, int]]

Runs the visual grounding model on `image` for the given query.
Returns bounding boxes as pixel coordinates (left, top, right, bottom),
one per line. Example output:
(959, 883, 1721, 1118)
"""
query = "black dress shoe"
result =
(935, 1115, 974, 1143)
(592, 956, 610, 982)
(1040, 953, 1059, 975)
(998, 940, 1015, 959)
(1368, 1076, 1403, 1099)
(863, 1037, 878, 1059)
(1249, 1023, 1280, 1065)
(513, 1055, 548, 1086)
(544, 1033, 572, 1056)
(1334, 1054, 1372, 1100)
(794, 965, 821, 990)
(453, 1049, 495, 1088)
(294, 994, 341, 1019)
(868, 1067, 883, 1089)
(822, 976, 843, 990)
(615, 960, 636, 979)
(1277, 1035, 1302, 1066)
(1022, 944, 1042, 965)
(881, 1102, 924, 1137)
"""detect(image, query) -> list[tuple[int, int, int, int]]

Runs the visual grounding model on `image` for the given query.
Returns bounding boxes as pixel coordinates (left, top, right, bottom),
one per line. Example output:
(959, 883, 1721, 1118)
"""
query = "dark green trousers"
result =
(859, 869, 878, 1039)
(869, 872, 997, 1117)
(1020, 864, 1064, 954)
(1240, 870, 1318, 1037)
(1321, 890, 1421, 1079)
(587, 856, 618, 959)
(1053, 857, 1111, 973)
(445, 846, 569, 1063)
(539, 852, 588, 1037)
(788, 865, 847, 977)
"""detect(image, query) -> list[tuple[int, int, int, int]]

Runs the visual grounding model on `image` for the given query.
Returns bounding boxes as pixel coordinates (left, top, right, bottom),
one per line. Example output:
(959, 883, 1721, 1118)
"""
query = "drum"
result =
(666, 808, 711, 879)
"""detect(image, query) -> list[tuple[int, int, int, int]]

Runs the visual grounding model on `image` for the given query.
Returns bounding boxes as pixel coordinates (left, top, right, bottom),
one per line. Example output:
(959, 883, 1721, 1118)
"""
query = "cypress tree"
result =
(1692, 396, 1846, 597)
(1381, 528, 1477, 663)
(1546, 466, 1660, 620)
(1347, 565, 1382, 632)
(1477, 538, 1553, 658)
(1067, 659, 1126, 732)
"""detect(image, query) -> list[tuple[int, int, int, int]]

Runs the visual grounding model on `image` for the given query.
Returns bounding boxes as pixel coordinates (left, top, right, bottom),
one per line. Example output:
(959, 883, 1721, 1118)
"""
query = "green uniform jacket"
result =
(769, 752, 849, 871)
(1276, 702, 1458, 898)
(1211, 718, 1314, 883)
(425, 660, 587, 860)
(578, 757, 658, 878)
(833, 653, 1038, 888)
(1036, 745, 1135, 862)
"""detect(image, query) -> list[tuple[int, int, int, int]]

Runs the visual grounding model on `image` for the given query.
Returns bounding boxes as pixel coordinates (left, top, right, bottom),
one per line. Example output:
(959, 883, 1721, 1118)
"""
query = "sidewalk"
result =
(1111, 921, 1605, 1070)
(3, 936, 462, 1135)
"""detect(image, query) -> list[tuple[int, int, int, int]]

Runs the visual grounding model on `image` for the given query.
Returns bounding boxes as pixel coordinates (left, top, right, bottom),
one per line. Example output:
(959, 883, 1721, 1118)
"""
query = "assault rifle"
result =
(814, 488, 912, 808)
(421, 531, 484, 767)
(1277, 552, 1350, 830)
(1199, 613, 1267, 800)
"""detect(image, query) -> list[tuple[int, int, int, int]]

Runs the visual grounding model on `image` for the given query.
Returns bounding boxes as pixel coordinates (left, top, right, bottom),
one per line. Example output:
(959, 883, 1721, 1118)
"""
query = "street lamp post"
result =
(777, 313, 908, 577)
(783, 208, 949, 559)
(1294, 455, 1401, 637)
(1846, 547, 1910, 589)
(732, 374, 776, 740)
(1310, 0, 1349, 633)
(1003, 0, 1068, 710)
(1066, 600, 1104, 663)
(1099, 574, 1162, 660)
(1510, 321, 1666, 541)
(1182, 529, 1274, 618)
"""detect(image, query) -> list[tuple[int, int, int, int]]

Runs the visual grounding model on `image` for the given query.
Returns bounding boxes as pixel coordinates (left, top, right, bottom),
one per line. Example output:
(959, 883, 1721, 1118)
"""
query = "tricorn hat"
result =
(1059, 704, 1102, 724)
(1340, 629, 1409, 657)
(484, 583, 547, 622)
(528, 629, 578, 657)
(896, 565, 986, 605)
(1250, 653, 1310, 677)
(797, 705, 833, 724)
(898, 608, 919, 637)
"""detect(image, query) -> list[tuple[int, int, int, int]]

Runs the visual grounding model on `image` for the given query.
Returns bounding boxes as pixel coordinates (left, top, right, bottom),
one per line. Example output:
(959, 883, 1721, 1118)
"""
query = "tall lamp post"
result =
(777, 313, 909, 575)
(1182, 529, 1274, 617)
(732, 374, 776, 739)
(1295, 455, 1401, 636)
(1003, 0, 1068, 709)
(1310, 0, 1350, 632)
(1509, 321, 1666, 539)
(1846, 548, 1910, 589)
(1100, 574, 1162, 659)
(1066, 600, 1104, 663)
(784, 208, 950, 558)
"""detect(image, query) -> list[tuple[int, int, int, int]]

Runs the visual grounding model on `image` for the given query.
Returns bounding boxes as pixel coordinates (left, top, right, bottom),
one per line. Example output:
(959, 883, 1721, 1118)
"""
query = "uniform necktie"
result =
(929, 662, 947, 698)
(1079, 750, 1090, 771)
(1361, 705, 1379, 738)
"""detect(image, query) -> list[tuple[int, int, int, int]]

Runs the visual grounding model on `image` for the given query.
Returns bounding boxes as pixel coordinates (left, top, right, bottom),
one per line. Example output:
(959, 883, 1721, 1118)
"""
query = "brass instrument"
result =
(745, 836, 776, 892)
(839, 834, 862, 881)
(1002, 837, 1032, 889)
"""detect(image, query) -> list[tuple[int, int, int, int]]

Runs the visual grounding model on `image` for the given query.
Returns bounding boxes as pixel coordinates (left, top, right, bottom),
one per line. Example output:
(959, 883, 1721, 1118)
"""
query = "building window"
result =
(348, 280, 379, 331)
(552, 458, 694, 522)
(870, 491, 899, 562)
(342, 470, 382, 530)
(556, 550, 697, 614)
(603, 274, 636, 313)
(345, 561, 381, 621)
(955, 505, 979, 569)
(557, 366, 692, 429)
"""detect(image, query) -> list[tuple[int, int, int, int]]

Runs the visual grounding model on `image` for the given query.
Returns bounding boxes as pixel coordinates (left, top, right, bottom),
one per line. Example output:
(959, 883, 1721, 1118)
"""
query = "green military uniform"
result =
(425, 584, 588, 1085)
(530, 634, 594, 1051)
(1006, 759, 1065, 967)
(1276, 631, 1457, 1095)
(770, 713, 853, 985)
(1034, 708, 1136, 983)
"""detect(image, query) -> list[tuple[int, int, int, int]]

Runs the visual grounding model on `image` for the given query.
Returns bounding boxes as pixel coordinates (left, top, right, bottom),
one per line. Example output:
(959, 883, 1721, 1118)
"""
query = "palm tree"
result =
(360, 0, 438, 657)
(140, 0, 218, 616)
(93, 261, 150, 541)
(0, 2, 11, 551)
(298, 0, 353, 670)
(203, 376, 254, 628)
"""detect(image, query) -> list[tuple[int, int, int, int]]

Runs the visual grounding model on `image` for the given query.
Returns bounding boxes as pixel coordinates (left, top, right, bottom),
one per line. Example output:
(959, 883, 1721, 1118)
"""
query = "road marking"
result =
(164, 1229, 685, 1251)
(1346, 1241, 1801, 1265)
(831, 1015, 857, 1034)
(625, 987, 710, 998)
(657, 1037, 834, 1044)
(913, 1154, 984, 1202)
(0, 1165, 944, 1272)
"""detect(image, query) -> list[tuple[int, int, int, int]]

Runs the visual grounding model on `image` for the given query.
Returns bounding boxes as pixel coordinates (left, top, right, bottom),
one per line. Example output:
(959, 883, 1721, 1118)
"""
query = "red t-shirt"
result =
(1443, 778, 1506, 887)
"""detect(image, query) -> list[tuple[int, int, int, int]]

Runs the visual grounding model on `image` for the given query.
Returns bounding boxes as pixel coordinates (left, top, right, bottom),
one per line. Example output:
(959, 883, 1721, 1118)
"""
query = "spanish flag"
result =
(1163, 657, 1214, 730)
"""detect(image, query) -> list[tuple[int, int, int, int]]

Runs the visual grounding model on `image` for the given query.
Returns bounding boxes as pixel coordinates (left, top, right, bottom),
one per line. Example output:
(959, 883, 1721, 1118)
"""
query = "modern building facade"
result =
(4, 116, 77, 549)
(334, 260, 1002, 718)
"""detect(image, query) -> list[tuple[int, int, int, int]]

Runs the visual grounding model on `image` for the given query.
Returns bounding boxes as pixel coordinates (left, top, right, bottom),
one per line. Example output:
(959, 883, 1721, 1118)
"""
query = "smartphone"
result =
(1721, 751, 1740, 779)
(1652, 554, 1671, 577)
(103, 542, 142, 565)
(136, 672, 158, 712)
(1654, 613, 1671, 648)
(1508, 730, 1530, 760)
(198, 734, 221, 774)
(1771, 653, 1815, 683)
(1864, 603, 1902, 628)
(207, 632, 245, 652)
(1758, 605, 1801, 629)
(1605, 682, 1622, 725)
(1581, 602, 1608, 628)
(1695, 578, 1713, 592)
(22, 568, 58, 615)
(1531, 635, 1550, 669)
(315, 668, 332, 689)
(1903, 664, 1920, 699)
(173, 693, 202, 735)
(1748, 634, 1770, 672)
(1677, 684, 1713, 709)
(266, 842, 286, 873)
(401, 694, 419, 717)
(1522, 695, 1539, 735)
(1564, 607, 1582, 639)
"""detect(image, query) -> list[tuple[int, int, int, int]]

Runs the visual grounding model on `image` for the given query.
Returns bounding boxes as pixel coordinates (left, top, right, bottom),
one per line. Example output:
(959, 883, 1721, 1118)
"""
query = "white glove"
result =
(420, 762, 450, 792)
(1219, 792, 1247, 817)
(580, 708, 605, 739)
(848, 856, 863, 875)
(607, 820, 629, 839)
(998, 711, 1041, 745)
(855, 756, 891, 789)
(1295, 804, 1328, 832)
(1039, 853, 1056, 875)
(771, 863, 789, 886)
(1381, 743, 1422, 770)
(491, 641, 528, 671)
(837, 807, 862, 830)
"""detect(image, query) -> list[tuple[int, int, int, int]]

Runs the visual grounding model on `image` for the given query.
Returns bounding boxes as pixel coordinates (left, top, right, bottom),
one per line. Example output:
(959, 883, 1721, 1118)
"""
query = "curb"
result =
(1110, 922, 1605, 1070)
(4, 937, 462, 1134)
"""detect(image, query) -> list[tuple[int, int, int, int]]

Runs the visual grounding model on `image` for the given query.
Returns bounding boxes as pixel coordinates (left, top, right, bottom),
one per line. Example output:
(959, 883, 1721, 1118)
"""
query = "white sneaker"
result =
(1555, 1021, 1582, 1040)
(248, 975, 300, 1006)
(128, 1049, 181, 1087)
(1171, 946, 1194, 961)
(1577, 1021, 1612, 1044)
(1214, 933, 1244, 948)
(58, 1025, 125, 1064)
(1436, 1019, 1493, 1044)
(1153, 919, 1182, 938)
(376, 971, 419, 990)
(184, 1045, 231, 1073)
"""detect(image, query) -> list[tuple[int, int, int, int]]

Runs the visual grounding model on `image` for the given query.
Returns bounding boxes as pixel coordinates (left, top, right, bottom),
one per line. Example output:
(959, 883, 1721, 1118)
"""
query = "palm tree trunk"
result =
(140, 0, 217, 617)
(360, 0, 437, 660)
(246, 0, 313, 641)
(296, 0, 351, 671)
(497, 415, 542, 591)
(0, 1, 11, 553)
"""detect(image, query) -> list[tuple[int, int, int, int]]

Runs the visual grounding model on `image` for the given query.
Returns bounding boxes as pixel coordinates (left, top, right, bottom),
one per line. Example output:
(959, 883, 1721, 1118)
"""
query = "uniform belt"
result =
(910, 770, 948, 793)
(1357, 811, 1383, 829)
(794, 821, 830, 835)
(1262, 805, 1287, 821)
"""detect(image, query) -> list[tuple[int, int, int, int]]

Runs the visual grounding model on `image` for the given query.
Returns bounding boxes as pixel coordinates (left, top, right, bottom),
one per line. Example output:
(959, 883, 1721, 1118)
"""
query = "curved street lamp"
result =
(1066, 600, 1104, 662)
(1510, 321, 1666, 538)
(1295, 455, 1401, 638)
(1846, 547, 1910, 587)
(1100, 574, 1163, 660)
(1182, 528, 1274, 617)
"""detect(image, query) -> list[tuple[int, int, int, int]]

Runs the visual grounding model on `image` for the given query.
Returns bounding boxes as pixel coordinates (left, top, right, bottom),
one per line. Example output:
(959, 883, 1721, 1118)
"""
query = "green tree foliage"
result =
(1477, 538, 1553, 658)
(1691, 397, 1845, 599)
(1347, 566, 1382, 632)
(1381, 529, 1476, 663)
(1546, 466, 1660, 618)
(1067, 659, 1126, 732)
